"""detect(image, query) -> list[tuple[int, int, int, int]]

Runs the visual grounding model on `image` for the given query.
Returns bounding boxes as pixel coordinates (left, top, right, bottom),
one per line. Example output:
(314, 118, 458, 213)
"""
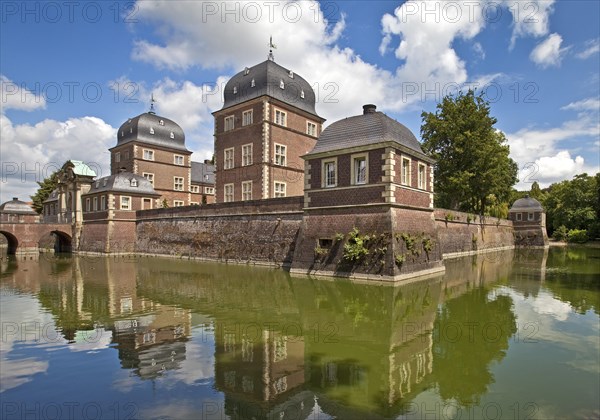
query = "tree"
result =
(30, 171, 59, 214)
(421, 91, 518, 215)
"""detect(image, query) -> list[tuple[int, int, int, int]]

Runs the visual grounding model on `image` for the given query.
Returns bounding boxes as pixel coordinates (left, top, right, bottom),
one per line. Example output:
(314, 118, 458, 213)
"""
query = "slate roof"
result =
(510, 195, 544, 212)
(0, 197, 36, 214)
(306, 108, 429, 159)
(222, 59, 320, 117)
(191, 161, 215, 185)
(85, 172, 159, 196)
(115, 112, 189, 152)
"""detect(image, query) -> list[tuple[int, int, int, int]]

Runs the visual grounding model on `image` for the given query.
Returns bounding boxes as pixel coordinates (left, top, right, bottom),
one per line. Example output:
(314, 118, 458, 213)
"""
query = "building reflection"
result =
(0, 249, 556, 418)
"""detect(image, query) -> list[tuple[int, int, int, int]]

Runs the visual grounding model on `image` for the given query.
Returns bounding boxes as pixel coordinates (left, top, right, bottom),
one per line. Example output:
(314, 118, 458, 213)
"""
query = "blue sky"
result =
(1, 0, 599, 203)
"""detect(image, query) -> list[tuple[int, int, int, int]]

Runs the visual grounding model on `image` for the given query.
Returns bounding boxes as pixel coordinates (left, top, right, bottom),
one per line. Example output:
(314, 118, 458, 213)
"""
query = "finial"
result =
(268, 36, 276, 61)
(149, 93, 156, 114)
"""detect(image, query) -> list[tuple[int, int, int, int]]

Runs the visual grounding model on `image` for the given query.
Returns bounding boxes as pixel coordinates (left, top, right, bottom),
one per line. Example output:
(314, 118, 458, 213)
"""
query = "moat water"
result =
(0, 247, 598, 419)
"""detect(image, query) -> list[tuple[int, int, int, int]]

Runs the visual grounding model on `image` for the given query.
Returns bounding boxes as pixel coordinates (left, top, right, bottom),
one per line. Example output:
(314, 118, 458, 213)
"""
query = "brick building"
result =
(509, 195, 549, 247)
(213, 56, 325, 203)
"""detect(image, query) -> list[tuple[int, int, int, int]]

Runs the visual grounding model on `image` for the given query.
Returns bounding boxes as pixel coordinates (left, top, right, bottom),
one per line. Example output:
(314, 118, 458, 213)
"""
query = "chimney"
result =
(204, 159, 212, 164)
(363, 104, 377, 114)
(12, 197, 18, 201)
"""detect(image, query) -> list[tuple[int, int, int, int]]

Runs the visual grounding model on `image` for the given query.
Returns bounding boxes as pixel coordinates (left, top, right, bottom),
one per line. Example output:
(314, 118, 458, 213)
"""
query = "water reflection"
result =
(1, 247, 598, 419)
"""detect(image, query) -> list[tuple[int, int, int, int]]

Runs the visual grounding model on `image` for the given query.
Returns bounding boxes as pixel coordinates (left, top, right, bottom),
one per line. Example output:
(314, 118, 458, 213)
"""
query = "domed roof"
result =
(510, 195, 544, 212)
(0, 197, 36, 214)
(307, 105, 430, 159)
(85, 172, 159, 196)
(222, 60, 319, 117)
(115, 112, 188, 152)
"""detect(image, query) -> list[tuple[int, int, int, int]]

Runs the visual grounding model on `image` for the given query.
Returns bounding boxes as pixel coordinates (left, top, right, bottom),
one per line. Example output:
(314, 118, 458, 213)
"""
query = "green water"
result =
(0, 247, 598, 419)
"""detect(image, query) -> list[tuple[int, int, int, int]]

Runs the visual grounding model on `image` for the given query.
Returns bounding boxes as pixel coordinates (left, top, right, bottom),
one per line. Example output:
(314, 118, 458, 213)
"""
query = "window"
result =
(242, 181, 252, 201)
(352, 154, 368, 185)
(170, 132, 175, 139)
(101, 195, 106, 210)
(205, 187, 215, 195)
(103, 178, 107, 186)
(224, 148, 234, 169)
(224, 184, 234, 202)
(224, 115, 234, 132)
(418, 163, 427, 189)
(115, 152, 121, 163)
(149, 127, 154, 134)
(191, 185, 200, 193)
(300, 90, 305, 99)
(323, 159, 337, 188)
(120, 196, 131, 210)
(173, 200, 184, 207)
(288, 70, 294, 78)
(86, 198, 90, 212)
(124, 151, 129, 160)
(242, 110, 253, 126)
(242, 144, 252, 166)
(528, 212, 534, 221)
(143, 149, 154, 161)
(274, 182, 286, 198)
(516, 213, 522, 221)
(401, 157, 411, 186)
(280, 79, 285, 89)
(143, 173, 154, 186)
(275, 109, 287, 126)
(93, 196, 98, 211)
(130, 179, 138, 187)
(307, 121, 317, 136)
(251, 78, 255, 87)
(159, 120, 164, 126)
(174, 177, 184, 191)
(274, 144, 286, 166)
(233, 86, 238, 94)
(142, 198, 152, 210)
(244, 67, 250, 75)
(174, 155, 184, 165)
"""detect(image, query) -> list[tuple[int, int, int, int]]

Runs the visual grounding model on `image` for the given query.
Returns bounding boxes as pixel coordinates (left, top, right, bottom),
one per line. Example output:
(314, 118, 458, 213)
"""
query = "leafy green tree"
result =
(421, 90, 518, 215)
(30, 171, 59, 214)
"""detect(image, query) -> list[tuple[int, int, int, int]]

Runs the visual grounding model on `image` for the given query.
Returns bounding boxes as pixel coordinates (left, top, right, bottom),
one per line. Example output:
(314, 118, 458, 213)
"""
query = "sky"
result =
(1, 0, 599, 203)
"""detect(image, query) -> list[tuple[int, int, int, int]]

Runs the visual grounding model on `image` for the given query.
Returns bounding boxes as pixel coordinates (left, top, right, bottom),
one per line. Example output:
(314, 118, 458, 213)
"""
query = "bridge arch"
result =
(0, 231, 19, 255)
(50, 230, 72, 253)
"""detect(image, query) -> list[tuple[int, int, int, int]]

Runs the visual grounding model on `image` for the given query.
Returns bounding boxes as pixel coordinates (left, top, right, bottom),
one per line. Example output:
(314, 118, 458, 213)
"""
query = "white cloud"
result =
(576, 38, 600, 59)
(504, 0, 555, 49)
(473, 42, 486, 60)
(561, 98, 600, 112)
(1, 75, 46, 112)
(529, 33, 568, 68)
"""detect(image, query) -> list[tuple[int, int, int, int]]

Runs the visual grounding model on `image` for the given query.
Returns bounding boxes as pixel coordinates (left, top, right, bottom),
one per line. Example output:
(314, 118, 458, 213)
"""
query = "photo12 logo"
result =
(1, 2, 139, 24)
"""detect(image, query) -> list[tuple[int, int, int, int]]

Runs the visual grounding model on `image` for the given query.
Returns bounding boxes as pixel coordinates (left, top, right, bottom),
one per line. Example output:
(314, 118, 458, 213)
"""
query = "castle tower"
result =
(509, 195, 549, 247)
(213, 57, 325, 202)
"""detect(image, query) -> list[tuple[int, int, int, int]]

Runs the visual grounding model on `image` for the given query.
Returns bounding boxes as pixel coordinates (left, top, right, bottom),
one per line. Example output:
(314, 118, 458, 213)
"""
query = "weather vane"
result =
(149, 93, 157, 114)
(268, 36, 277, 61)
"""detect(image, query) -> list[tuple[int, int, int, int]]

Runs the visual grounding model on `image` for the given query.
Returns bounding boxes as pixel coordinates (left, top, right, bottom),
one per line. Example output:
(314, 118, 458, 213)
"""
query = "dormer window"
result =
(170, 132, 174, 139)
(103, 178, 107, 186)
(300, 90, 305, 99)
(120, 131, 123, 137)
(288, 70, 294, 78)
(129, 127, 132, 133)
(244, 67, 250, 75)
(251, 79, 255, 88)
(233, 86, 238, 94)
(130, 179, 138, 187)
(280, 79, 285, 89)
(159, 120, 164, 126)
(95, 181, 100, 188)
(149, 127, 154, 134)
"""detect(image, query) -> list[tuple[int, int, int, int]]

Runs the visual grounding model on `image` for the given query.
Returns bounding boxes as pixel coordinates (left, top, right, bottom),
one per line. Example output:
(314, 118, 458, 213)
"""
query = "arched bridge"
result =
(0, 221, 72, 255)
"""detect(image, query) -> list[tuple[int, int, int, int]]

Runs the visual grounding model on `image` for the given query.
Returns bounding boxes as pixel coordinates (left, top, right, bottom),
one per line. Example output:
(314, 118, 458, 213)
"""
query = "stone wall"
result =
(434, 209, 515, 258)
(135, 197, 304, 266)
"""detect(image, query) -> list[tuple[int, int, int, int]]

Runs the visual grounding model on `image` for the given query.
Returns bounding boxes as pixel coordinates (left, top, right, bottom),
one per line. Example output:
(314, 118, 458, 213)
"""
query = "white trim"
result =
(351, 153, 369, 185)
(306, 121, 317, 136)
(400, 155, 412, 186)
(142, 172, 154, 186)
(143, 149, 154, 161)
(274, 181, 286, 197)
(224, 115, 234, 131)
(173, 176, 184, 191)
(242, 180, 253, 201)
(274, 143, 286, 166)
(174, 154, 185, 166)
(322, 157, 337, 188)
(224, 147, 234, 170)
(224, 183, 234, 202)
(242, 143, 253, 166)
(242, 109, 253, 126)
(274, 108, 287, 127)
(417, 162, 427, 190)
(120, 196, 131, 210)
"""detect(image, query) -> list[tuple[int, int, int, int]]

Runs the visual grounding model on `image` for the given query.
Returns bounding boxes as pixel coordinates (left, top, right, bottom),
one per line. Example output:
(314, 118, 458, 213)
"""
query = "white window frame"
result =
(190, 185, 200, 193)
(143, 149, 154, 161)
(242, 143, 253, 166)
(93, 196, 98, 211)
(204, 187, 215, 195)
(174, 155, 184, 166)
(101, 195, 106, 210)
(242, 110, 253, 126)
(224, 115, 234, 132)
(351, 153, 368, 185)
(528, 212, 534, 221)
(274, 109, 287, 126)
(115, 152, 121, 163)
(173, 200, 185, 207)
(274, 181, 286, 198)
(322, 158, 337, 188)
(86, 198, 90, 212)
(242, 180, 253, 201)
(174, 176, 184, 191)
(516, 213, 522, 221)
(120, 196, 131, 210)
(274, 143, 286, 166)
(307, 121, 317, 136)
(418, 163, 427, 190)
(224, 184, 234, 202)
(224, 148, 234, 170)
(401, 156, 411, 186)
(142, 198, 152, 210)
(142, 172, 154, 186)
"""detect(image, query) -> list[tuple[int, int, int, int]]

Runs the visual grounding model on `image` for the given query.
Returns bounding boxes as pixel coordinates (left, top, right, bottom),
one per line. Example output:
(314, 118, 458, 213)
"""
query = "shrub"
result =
(567, 229, 588, 244)
(343, 228, 369, 261)
(553, 225, 569, 241)
(394, 253, 405, 267)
